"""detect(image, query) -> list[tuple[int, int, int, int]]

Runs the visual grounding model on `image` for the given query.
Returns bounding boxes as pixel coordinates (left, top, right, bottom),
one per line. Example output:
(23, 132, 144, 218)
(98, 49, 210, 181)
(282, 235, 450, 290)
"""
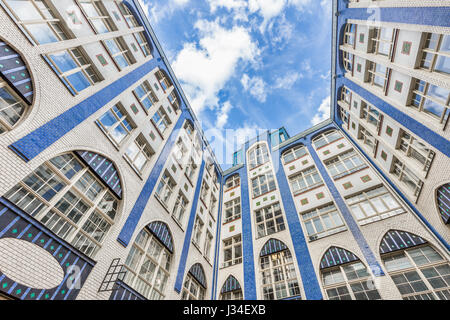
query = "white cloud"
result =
(274, 72, 302, 89)
(172, 19, 259, 114)
(241, 74, 268, 103)
(249, 0, 286, 32)
(289, 0, 312, 11)
(142, 0, 190, 24)
(311, 96, 331, 125)
(208, 0, 247, 12)
(215, 101, 233, 129)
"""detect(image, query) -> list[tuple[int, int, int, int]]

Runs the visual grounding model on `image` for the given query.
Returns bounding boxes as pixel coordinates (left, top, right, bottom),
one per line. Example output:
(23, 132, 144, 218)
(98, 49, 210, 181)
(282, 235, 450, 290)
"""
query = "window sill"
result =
(222, 216, 242, 226)
(154, 194, 171, 214)
(122, 155, 145, 181)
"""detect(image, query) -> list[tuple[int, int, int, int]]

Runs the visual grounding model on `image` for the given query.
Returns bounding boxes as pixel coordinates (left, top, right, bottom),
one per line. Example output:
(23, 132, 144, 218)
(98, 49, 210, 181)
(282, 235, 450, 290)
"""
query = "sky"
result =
(137, 0, 332, 168)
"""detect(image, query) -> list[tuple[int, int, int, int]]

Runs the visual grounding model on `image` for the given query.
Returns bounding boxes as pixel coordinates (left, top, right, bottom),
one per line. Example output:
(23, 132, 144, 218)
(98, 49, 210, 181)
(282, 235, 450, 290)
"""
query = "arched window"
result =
(0, 39, 34, 133)
(123, 221, 173, 300)
(155, 69, 173, 91)
(259, 239, 301, 300)
(312, 130, 343, 149)
(248, 143, 270, 169)
(282, 144, 308, 164)
(343, 51, 354, 72)
(220, 275, 243, 300)
(380, 230, 450, 300)
(4, 151, 122, 257)
(437, 183, 450, 224)
(320, 247, 381, 300)
(343, 23, 356, 46)
(181, 263, 207, 300)
(225, 174, 240, 190)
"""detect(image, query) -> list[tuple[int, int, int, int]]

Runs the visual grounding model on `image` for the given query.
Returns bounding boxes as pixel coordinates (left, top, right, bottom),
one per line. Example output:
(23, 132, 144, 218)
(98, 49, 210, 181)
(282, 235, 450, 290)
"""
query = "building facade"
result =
(0, 0, 448, 301)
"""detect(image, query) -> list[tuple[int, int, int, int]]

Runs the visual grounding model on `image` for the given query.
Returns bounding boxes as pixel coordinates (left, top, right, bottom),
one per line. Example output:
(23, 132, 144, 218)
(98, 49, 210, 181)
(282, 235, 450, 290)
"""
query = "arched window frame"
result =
(343, 23, 356, 47)
(123, 224, 173, 300)
(436, 183, 450, 224)
(259, 239, 301, 300)
(220, 275, 243, 300)
(281, 144, 308, 165)
(380, 231, 450, 300)
(320, 247, 381, 300)
(0, 78, 28, 133)
(181, 264, 207, 300)
(248, 142, 270, 170)
(312, 130, 343, 150)
(4, 151, 122, 258)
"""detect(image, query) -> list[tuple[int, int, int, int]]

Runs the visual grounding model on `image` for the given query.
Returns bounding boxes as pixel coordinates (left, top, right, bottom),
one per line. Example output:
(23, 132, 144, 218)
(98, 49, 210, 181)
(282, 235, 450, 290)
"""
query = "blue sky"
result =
(138, 0, 332, 167)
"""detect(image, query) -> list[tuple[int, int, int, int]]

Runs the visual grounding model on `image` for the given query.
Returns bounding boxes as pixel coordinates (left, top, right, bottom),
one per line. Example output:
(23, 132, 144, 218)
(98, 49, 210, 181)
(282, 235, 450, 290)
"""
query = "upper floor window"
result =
(358, 125, 377, 154)
(116, 0, 139, 28)
(437, 184, 450, 225)
(78, 0, 115, 34)
(103, 37, 135, 70)
(3, 0, 70, 44)
(152, 107, 170, 135)
(224, 198, 241, 224)
(322, 259, 381, 300)
(392, 157, 424, 198)
(135, 32, 151, 57)
(289, 166, 323, 195)
(370, 27, 395, 57)
(301, 204, 346, 241)
(200, 181, 210, 203)
(155, 171, 176, 207)
(134, 80, 158, 111)
(225, 174, 240, 190)
(343, 23, 356, 47)
(313, 130, 342, 149)
(172, 192, 188, 225)
(325, 149, 366, 180)
(0, 79, 27, 133)
(155, 70, 173, 91)
(46, 47, 102, 94)
(382, 242, 449, 300)
(282, 145, 307, 164)
(96, 103, 134, 146)
(123, 225, 173, 300)
(255, 203, 285, 238)
(168, 90, 180, 110)
(346, 185, 405, 225)
(411, 79, 449, 125)
(341, 87, 351, 105)
(249, 144, 270, 169)
(184, 121, 194, 138)
(360, 101, 382, 130)
(192, 216, 204, 247)
(204, 231, 213, 262)
(343, 51, 353, 72)
(125, 134, 154, 173)
(367, 61, 388, 90)
(339, 106, 349, 126)
(260, 240, 300, 300)
(251, 172, 276, 198)
(420, 33, 450, 76)
(223, 235, 242, 268)
(398, 130, 435, 173)
(5, 152, 121, 258)
(185, 157, 197, 181)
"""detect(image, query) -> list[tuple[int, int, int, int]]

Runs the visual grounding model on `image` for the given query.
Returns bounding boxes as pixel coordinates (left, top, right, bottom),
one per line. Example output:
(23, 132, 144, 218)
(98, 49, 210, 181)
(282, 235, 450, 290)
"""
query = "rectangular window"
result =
(200, 181, 210, 203)
(325, 149, 366, 180)
(209, 195, 217, 214)
(222, 235, 242, 268)
(358, 126, 378, 155)
(367, 61, 389, 91)
(125, 134, 153, 173)
(193, 216, 204, 246)
(410, 79, 449, 125)
(155, 171, 176, 206)
(152, 108, 170, 134)
(360, 101, 382, 130)
(289, 166, 323, 195)
(116, 0, 139, 28)
(155, 70, 172, 91)
(46, 47, 102, 94)
(420, 33, 450, 75)
(370, 27, 395, 57)
(392, 158, 424, 198)
(172, 193, 188, 225)
(3, 0, 70, 44)
(255, 203, 285, 238)
(226, 175, 240, 190)
(134, 81, 158, 111)
(96, 104, 134, 146)
(204, 232, 213, 261)
(252, 172, 276, 198)
(398, 130, 435, 174)
(249, 145, 270, 169)
(185, 157, 197, 181)
(135, 32, 151, 57)
(168, 91, 180, 110)
(78, 0, 115, 34)
(282, 145, 307, 164)
(103, 37, 134, 70)
(223, 198, 241, 223)
(347, 186, 406, 225)
(301, 204, 346, 241)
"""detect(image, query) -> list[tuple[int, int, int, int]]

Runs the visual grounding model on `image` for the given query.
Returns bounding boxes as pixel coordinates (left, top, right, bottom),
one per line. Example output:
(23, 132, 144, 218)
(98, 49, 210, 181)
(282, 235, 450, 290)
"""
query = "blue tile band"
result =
(174, 158, 205, 293)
